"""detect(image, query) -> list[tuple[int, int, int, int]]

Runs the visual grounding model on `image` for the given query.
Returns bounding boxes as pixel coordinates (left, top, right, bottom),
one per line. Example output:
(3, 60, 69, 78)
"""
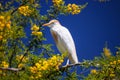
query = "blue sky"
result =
(44, 0, 120, 61)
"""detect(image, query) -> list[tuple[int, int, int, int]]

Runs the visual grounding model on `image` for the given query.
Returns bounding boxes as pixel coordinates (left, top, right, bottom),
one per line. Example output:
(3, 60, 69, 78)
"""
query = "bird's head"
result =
(42, 19, 60, 28)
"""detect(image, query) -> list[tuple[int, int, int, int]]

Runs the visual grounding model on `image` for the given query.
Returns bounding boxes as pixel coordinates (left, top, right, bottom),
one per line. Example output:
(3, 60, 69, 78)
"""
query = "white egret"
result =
(42, 19, 78, 64)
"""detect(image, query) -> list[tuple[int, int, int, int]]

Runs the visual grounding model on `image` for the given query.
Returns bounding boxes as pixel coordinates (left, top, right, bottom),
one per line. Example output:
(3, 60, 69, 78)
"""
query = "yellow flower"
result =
(90, 69, 97, 74)
(32, 31, 42, 36)
(0, 36, 3, 40)
(36, 32, 42, 36)
(29, 55, 64, 78)
(52, 0, 63, 7)
(110, 62, 113, 65)
(113, 61, 116, 65)
(0, 15, 11, 30)
(103, 47, 111, 57)
(118, 60, 120, 64)
(0, 70, 2, 73)
(67, 4, 81, 15)
(0, 16, 4, 21)
(67, 4, 72, 12)
(31, 24, 39, 31)
(32, 31, 37, 35)
(41, 65, 48, 70)
(35, 63, 41, 68)
(1, 61, 9, 68)
(0, 23, 5, 28)
(16, 55, 28, 63)
(110, 73, 115, 77)
(18, 63, 24, 68)
(6, 16, 11, 20)
(51, 55, 57, 60)
(6, 23, 11, 29)
(38, 74, 42, 78)
(71, 4, 81, 15)
(18, 6, 32, 16)
(30, 66, 37, 73)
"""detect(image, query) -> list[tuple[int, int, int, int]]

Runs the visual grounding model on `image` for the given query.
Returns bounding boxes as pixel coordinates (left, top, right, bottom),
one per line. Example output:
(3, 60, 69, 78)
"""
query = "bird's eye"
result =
(52, 22, 55, 24)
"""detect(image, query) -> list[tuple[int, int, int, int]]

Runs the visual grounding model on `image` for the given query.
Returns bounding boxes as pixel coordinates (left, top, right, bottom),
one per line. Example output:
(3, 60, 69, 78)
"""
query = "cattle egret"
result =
(42, 19, 78, 64)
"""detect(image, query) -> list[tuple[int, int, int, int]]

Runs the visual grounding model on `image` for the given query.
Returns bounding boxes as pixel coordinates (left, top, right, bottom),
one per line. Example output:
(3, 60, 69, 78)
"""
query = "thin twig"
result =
(62, 62, 82, 68)
(0, 67, 23, 72)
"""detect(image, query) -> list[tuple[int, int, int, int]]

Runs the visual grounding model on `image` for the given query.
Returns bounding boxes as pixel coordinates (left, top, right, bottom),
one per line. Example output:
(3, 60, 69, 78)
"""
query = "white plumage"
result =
(42, 19, 78, 64)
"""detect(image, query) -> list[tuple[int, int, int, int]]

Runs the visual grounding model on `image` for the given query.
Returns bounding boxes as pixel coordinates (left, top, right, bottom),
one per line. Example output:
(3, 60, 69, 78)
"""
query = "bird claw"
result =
(66, 59, 69, 65)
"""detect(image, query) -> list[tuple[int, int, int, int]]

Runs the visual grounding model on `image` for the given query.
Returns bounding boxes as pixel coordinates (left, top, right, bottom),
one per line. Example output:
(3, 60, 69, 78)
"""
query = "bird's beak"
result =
(42, 23, 50, 27)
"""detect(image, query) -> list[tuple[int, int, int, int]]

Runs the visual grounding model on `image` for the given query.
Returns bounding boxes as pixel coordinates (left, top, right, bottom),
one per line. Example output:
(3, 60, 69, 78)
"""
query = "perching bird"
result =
(42, 19, 78, 64)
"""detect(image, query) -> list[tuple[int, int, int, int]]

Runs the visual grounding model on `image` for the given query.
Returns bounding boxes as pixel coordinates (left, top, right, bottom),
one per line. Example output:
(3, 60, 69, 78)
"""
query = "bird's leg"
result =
(66, 59, 69, 65)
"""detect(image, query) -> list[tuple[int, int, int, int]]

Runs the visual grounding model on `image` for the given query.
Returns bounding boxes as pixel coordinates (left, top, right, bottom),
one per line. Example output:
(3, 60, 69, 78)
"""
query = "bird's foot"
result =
(66, 59, 69, 65)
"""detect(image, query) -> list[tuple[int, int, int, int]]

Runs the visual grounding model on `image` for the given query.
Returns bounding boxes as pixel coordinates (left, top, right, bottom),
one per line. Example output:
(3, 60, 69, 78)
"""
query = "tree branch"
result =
(0, 67, 23, 72)
(61, 62, 82, 69)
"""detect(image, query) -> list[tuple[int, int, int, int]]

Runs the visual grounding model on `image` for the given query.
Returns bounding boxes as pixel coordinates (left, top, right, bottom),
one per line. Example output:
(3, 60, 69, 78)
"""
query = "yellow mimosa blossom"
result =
(52, 0, 64, 7)
(0, 23, 5, 28)
(0, 36, 3, 40)
(110, 73, 115, 77)
(30, 66, 37, 73)
(67, 4, 72, 12)
(0, 16, 4, 21)
(31, 24, 43, 36)
(36, 32, 42, 36)
(6, 16, 10, 20)
(110, 62, 113, 65)
(32, 31, 43, 36)
(18, 6, 32, 16)
(113, 61, 116, 65)
(1, 61, 9, 68)
(6, 23, 11, 29)
(90, 69, 97, 74)
(32, 31, 37, 35)
(0, 15, 11, 30)
(103, 47, 111, 57)
(67, 4, 81, 15)
(18, 63, 24, 68)
(31, 24, 39, 31)
(118, 60, 120, 64)
(35, 63, 41, 68)
(29, 55, 64, 79)
(16, 55, 28, 63)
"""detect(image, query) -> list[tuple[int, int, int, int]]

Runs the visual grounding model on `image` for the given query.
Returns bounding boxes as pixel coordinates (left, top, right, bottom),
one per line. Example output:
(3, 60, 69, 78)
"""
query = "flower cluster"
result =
(103, 47, 111, 57)
(0, 61, 9, 76)
(16, 55, 29, 68)
(18, 6, 32, 16)
(16, 55, 28, 62)
(52, 0, 64, 8)
(30, 55, 64, 79)
(110, 60, 120, 66)
(0, 15, 11, 30)
(31, 24, 42, 36)
(67, 4, 81, 15)
(0, 61, 9, 68)
(90, 69, 97, 74)
(0, 15, 11, 41)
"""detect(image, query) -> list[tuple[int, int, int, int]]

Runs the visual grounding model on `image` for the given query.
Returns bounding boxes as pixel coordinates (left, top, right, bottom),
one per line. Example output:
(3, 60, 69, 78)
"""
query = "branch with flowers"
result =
(0, 0, 119, 80)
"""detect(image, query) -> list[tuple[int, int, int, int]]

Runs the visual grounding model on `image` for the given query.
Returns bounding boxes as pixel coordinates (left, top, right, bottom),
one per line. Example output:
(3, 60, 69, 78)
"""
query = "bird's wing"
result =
(51, 31, 58, 44)
(51, 26, 75, 52)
